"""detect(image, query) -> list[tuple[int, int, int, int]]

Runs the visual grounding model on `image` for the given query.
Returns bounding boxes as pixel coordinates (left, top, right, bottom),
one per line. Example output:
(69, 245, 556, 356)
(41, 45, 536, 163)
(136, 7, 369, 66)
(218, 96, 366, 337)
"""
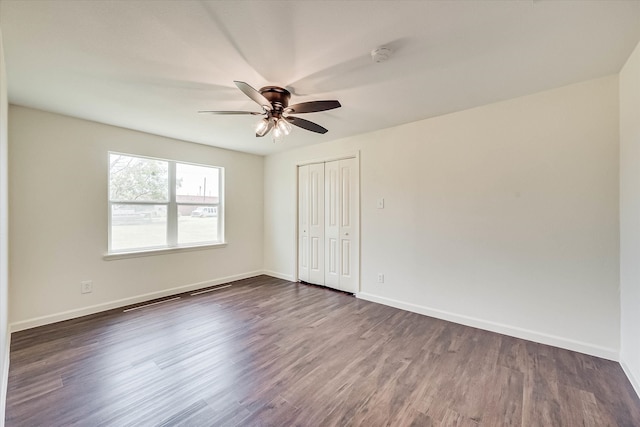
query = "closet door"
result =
(325, 158, 359, 293)
(298, 163, 325, 285)
(307, 163, 325, 285)
(298, 165, 310, 283)
(324, 161, 340, 289)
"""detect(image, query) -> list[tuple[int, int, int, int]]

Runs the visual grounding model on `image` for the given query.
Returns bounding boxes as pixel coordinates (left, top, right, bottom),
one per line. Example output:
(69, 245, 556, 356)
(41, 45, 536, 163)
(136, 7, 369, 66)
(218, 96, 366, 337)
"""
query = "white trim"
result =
(103, 242, 228, 260)
(296, 152, 358, 167)
(621, 358, 640, 400)
(167, 160, 177, 247)
(263, 270, 295, 281)
(293, 163, 300, 283)
(9, 271, 263, 332)
(1, 327, 10, 427)
(357, 292, 619, 361)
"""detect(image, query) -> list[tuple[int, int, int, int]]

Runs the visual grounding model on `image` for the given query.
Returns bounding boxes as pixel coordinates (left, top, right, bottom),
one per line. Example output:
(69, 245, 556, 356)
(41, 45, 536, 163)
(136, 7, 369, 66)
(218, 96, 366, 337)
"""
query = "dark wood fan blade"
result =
(286, 116, 328, 134)
(286, 100, 341, 114)
(234, 81, 272, 110)
(198, 110, 263, 115)
(256, 119, 274, 138)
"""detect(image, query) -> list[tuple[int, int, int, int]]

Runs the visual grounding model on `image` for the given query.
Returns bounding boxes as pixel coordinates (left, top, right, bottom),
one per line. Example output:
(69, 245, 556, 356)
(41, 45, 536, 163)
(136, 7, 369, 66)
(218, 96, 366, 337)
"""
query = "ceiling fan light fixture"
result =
(276, 118, 292, 136)
(255, 118, 270, 136)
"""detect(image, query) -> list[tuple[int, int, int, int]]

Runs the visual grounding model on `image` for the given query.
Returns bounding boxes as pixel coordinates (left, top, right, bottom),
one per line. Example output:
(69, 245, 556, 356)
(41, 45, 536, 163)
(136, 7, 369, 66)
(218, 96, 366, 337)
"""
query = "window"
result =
(108, 153, 223, 253)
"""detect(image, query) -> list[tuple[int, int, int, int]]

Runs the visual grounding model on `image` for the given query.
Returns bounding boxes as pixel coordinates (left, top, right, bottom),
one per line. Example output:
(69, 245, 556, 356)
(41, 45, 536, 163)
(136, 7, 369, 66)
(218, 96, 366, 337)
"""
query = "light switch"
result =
(377, 198, 385, 209)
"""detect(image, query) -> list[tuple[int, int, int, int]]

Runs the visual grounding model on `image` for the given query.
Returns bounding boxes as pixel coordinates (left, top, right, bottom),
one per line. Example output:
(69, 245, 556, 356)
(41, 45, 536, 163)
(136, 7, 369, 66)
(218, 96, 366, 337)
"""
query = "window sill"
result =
(103, 242, 228, 261)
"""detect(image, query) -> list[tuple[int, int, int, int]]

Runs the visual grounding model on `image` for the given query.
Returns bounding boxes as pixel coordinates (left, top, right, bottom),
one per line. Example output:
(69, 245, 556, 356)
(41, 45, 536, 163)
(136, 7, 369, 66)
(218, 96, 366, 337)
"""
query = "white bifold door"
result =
(298, 163, 325, 285)
(298, 158, 359, 293)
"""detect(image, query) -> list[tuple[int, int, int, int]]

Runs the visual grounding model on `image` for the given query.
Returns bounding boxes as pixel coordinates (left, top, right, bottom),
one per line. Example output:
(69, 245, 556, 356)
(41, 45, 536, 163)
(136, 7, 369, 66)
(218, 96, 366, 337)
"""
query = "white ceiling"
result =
(1, 1, 639, 156)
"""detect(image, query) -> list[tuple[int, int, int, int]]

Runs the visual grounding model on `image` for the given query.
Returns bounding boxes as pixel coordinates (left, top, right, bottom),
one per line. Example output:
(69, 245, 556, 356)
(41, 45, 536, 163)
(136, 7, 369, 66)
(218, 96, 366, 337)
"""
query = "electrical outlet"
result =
(81, 280, 93, 294)
(377, 273, 384, 283)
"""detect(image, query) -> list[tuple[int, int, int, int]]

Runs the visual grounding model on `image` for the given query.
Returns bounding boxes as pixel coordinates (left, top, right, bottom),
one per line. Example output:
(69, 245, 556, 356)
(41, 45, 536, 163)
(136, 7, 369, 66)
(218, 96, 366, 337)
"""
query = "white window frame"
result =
(107, 152, 225, 257)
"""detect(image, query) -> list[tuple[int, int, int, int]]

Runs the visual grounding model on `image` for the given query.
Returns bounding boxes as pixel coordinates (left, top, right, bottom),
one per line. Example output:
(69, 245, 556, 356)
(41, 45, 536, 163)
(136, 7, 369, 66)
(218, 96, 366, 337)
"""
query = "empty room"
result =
(1, 0, 640, 425)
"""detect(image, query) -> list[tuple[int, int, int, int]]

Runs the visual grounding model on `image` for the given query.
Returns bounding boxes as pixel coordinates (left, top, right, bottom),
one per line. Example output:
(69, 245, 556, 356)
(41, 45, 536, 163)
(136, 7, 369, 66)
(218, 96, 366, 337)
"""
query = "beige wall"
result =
(8, 106, 264, 328)
(0, 26, 9, 426)
(264, 76, 620, 359)
(620, 39, 640, 396)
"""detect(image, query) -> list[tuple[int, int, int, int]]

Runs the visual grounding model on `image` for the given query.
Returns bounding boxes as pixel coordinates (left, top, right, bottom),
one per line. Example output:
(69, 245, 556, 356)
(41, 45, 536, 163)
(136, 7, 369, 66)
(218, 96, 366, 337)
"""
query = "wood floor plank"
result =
(478, 366, 524, 427)
(5, 276, 640, 426)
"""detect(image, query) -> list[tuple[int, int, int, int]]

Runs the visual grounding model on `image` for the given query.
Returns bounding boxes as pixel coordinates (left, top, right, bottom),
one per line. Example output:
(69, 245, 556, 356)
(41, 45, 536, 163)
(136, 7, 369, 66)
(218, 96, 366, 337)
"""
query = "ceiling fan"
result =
(199, 81, 341, 141)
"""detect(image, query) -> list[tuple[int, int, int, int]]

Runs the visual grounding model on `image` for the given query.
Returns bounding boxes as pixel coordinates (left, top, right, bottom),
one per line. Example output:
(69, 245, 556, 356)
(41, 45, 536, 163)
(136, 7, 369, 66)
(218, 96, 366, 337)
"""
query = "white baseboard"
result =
(262, 270, 295, 282)
(357, 292, 618, 361)
(10, 271, 264, 332)
(1, 326, 10, 427)
(621, 358, 640, 400)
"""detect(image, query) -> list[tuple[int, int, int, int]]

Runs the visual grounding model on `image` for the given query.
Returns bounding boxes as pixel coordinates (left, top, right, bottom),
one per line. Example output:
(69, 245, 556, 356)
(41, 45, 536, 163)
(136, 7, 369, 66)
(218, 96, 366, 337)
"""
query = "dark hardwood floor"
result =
(5, 275, 640, 426)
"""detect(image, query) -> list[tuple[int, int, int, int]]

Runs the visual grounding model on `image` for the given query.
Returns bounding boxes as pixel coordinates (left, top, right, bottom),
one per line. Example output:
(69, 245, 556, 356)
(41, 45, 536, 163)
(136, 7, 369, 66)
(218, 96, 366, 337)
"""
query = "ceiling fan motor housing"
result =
(260, 86, 291, 119)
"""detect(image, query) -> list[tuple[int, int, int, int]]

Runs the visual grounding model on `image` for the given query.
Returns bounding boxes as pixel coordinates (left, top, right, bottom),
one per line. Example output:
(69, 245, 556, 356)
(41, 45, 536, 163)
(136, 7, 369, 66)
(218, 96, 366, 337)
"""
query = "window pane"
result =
(109, 154, 168, 202)
(111, 204, 167, 251)
(176, 163, 219, 204)
(178, 205, 218, 245)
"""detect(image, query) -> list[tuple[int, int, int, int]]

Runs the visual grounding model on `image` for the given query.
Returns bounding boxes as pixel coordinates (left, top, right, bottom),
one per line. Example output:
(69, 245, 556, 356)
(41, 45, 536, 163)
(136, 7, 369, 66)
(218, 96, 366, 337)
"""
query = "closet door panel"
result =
(308, 163, 325, 285)
(298, 165, 309, 282)
(324, 161, 340, 289)
(338, 158, 358, 293)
